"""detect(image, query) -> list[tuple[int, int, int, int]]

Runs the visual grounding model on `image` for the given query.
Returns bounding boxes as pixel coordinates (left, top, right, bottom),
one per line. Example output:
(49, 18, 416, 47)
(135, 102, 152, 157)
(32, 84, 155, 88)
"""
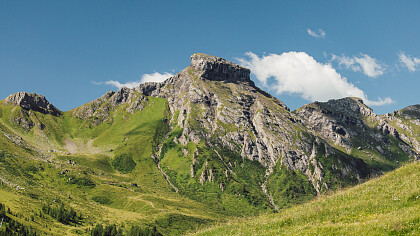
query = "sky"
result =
(1, 1, 419, 114)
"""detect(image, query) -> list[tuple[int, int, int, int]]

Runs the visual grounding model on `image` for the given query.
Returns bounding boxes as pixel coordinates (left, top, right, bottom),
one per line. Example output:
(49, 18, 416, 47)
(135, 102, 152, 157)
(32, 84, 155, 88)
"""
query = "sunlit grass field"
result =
(192, 162, 420, 235)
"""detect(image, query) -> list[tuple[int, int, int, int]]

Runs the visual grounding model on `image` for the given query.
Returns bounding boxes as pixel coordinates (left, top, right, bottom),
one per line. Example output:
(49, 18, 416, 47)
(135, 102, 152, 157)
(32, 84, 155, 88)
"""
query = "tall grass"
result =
(193, 162, 420, 235)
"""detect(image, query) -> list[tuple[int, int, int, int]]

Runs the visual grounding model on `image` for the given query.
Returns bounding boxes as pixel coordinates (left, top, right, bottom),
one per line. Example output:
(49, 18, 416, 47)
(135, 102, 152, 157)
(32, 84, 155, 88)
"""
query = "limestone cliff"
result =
(2, 53, 417, 206)
(296, 97, 418, 170)
(135, 53, 372, 194)
(383, 105, 420, 155)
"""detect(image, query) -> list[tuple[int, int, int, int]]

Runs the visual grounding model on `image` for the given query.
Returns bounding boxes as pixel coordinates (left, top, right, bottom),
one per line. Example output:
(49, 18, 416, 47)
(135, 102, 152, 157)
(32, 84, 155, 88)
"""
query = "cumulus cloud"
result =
(307, 28, 326, 38)
(102, 80, 142, 89)
(96, 72, 173, 89)
(399, 52, 420, 72)
(237, 52, 394, 106)
(331, 53, 386, 78)
(364, 97, 395, 106)
(140, 72, 173, 83)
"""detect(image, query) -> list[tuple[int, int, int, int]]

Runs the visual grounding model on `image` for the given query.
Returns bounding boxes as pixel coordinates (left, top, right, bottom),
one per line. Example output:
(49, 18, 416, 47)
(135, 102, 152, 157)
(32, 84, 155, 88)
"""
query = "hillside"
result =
(192, 162, 420, 235)
(0, 53, 418, 235)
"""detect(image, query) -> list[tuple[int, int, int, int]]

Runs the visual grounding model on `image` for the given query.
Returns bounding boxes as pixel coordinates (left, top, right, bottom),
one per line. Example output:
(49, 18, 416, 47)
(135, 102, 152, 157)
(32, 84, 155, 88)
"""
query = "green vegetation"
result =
(193, 162, 420, 235)
(112, 154, 136, 174)
(90, 223, 161, 236)
(91, 196, 112, 205)
(314, 143, 370, 191)
(0, 96, 224, 235)
(267, 163, 316, 208)
(67, 176, 96, 188)
(0, 84, 418, 236)
(159, 137, 273, 216)
(0, 202, 38, 236)
(91, 224, 122, 236)
(42, 203, 82, 225)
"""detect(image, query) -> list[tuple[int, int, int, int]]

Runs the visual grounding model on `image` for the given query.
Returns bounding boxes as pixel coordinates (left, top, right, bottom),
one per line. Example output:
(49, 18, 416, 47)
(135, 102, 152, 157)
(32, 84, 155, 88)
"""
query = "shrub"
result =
(68, 176, 96, 188)
(42, 203, 82, 225)
(92, 196, 112, 205)
(112, 154, 136, 173)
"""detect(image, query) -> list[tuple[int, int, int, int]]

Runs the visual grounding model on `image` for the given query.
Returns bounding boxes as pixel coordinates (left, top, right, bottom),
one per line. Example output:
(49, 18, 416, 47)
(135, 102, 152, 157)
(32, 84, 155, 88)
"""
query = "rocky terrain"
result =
(4, 92, 61, 116)
(132, 53, 383, 196)
(0, 53, 418, 235)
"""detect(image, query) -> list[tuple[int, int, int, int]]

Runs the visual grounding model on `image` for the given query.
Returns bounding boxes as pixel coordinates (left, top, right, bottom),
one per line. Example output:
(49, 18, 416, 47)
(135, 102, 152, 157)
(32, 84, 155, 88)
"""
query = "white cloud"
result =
(364, 97, 395, 106)
(103, 80, 142, 89)
(140, 72, 173, 83)
(237, 52, 394, 106)
(399, 52, 420, 72)
(331, 53, 386, 77)
(307, 28, 326, 38)
(96, 72, 173, 89)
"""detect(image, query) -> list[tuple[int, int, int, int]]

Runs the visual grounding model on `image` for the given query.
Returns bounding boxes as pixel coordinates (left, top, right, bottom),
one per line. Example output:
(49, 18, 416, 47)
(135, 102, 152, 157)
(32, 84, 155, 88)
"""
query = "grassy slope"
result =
(1, 91, 418, 235)
(0, 97, 224, 235)
(193, 161, 420, 235)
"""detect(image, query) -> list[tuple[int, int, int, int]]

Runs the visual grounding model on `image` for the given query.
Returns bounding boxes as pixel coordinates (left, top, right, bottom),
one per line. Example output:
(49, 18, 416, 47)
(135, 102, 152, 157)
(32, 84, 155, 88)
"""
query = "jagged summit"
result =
(71, 87, 147, 123)
(4, 92, 61, 116)
(399, 104, 420, 119)
(299, 97, 375, 117)
(190, 53, 252, 83)
(0, 53, 418, 234)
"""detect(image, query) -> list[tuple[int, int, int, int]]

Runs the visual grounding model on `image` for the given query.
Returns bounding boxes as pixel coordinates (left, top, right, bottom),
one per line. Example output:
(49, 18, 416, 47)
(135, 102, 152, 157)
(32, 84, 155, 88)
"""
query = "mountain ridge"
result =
(0, 53, 419, 235)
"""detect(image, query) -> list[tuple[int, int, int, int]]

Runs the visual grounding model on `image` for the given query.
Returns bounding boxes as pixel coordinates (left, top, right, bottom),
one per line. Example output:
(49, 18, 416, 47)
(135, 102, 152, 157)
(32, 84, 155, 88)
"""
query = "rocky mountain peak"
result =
(4, 92, 61, 116)
(399, 104, 420, 119)
(190, 53, 252, 84)
(308, 97, 375, 118)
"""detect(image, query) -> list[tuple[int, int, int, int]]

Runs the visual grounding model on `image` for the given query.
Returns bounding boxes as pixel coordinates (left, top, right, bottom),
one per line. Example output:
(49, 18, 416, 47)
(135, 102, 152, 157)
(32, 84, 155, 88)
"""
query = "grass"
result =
(0, 86, 418, 235)
(0, 96, 225, 235)
(267, 163, 317, 209)
(192, 161, 420, 235)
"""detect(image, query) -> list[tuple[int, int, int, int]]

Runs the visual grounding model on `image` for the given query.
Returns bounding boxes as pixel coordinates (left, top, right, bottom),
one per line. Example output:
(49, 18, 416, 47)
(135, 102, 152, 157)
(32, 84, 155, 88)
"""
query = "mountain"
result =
(383, 105, 420, 153)
(0, 53, 418, 235)
(295, 97, 417, 171)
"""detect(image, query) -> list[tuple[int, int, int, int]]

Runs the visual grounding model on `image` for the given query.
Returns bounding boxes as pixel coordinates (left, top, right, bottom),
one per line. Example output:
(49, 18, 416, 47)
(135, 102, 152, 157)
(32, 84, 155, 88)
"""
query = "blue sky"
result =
(1, 1, 419, 114)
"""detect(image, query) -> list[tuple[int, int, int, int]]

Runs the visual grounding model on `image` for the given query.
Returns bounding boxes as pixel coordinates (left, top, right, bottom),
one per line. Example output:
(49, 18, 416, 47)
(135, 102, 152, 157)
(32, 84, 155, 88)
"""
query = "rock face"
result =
(383, 105, 420, 154)
(140, 54, 296, 166)
(190, 53, 252, 84)
(4, 92, 61, 116)
(71, 87, 147, 125)
(295, 98, 377, 152)
(2, 53, 417, 202)
(135, 53, 372, 193)
(295, 97, 418, 162)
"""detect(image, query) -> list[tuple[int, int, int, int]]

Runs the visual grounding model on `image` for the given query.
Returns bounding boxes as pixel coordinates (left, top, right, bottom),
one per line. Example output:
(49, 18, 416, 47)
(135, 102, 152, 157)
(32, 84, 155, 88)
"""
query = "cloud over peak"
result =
(331, 53, 386, 78)
(238, 52, 394, 106)
(307, 28, 326, 38)
(96, 72, 173, 89)
(139, 72, 173, 84)
(399, 52, 420, 72)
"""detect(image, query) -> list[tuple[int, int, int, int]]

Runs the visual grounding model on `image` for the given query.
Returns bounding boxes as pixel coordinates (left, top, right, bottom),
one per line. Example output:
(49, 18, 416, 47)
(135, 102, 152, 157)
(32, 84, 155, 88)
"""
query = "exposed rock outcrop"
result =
(3, 53, 417, 199)
(190, 53, 252, 84)
(4, 92, 61, 116)
(132, 53, 372, 193)
(295, 97, 417, 160)
(383, 105, 420, 154)
(71, 87, 147, 125)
